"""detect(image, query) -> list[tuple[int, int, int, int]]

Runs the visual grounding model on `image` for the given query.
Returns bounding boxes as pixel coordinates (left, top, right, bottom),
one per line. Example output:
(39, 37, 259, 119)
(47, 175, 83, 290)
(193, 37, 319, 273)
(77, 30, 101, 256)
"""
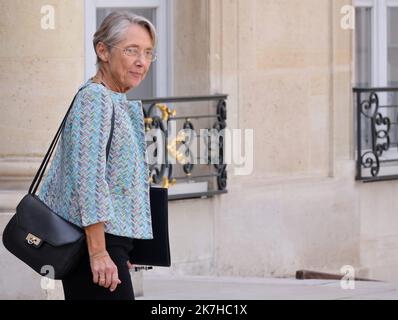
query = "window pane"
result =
(355, 7, 372, 87)
(96, 8, 156, 99)
(388, 7, 398, 87)
(355, 7, 373, 150)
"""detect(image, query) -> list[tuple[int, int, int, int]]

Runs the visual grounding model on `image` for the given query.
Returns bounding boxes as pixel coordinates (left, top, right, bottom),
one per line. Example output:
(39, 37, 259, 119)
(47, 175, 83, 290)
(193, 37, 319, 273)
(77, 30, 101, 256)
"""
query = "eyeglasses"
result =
(109, 45, 157, 62)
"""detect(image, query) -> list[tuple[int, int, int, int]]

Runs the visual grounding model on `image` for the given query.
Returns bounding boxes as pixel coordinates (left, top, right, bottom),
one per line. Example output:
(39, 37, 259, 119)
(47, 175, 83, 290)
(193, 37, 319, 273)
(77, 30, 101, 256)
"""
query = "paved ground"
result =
(137, 274, 398, 300)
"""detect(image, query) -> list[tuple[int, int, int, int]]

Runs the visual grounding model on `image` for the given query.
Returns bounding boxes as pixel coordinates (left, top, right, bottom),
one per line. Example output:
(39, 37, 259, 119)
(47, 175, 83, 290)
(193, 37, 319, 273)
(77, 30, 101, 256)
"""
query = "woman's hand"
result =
(89, 251, 121, 292)
(84, 222, 121, 292)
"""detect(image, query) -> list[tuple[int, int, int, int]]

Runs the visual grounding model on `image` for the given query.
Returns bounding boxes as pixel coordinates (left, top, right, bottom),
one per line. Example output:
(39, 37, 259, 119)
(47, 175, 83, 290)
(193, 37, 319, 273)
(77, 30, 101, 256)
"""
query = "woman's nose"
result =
(134, 62, 144, 70)
(134, 55, 145, 67)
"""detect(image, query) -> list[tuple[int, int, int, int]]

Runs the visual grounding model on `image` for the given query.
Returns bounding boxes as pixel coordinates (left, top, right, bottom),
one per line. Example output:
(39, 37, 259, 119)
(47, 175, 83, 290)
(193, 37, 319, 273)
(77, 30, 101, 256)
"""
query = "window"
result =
(388, 7, 398, 87)
(354, 0, 398, 180)
(84, 0, 171, 98)
(354, 0, 398, 87)
(355, 7, 372, 87)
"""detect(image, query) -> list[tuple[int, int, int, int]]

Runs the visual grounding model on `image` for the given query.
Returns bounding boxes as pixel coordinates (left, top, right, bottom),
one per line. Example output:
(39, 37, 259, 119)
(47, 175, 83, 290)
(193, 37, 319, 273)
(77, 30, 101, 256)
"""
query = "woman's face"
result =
(105, 24, 154, 92)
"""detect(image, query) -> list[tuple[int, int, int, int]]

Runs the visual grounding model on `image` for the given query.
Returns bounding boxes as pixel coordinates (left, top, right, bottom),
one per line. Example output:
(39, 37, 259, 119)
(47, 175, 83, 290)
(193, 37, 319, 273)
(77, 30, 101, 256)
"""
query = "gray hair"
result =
(93, 11, 157, 65)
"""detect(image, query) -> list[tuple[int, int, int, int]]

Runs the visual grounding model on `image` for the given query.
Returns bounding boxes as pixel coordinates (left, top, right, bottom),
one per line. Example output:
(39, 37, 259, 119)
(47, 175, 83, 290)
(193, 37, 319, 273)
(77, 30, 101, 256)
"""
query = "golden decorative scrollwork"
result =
(162, 175, 176, 189)
(156, 104, 176, 121)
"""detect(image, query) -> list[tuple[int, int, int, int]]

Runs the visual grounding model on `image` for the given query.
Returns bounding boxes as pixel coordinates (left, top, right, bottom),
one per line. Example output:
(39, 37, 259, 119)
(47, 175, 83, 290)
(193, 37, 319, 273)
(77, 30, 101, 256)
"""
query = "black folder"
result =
(129, 187, 171, 267)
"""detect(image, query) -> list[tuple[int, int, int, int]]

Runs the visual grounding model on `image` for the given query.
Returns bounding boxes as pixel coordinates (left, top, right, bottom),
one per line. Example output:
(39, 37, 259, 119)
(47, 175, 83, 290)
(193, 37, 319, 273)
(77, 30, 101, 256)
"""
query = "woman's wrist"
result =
(84, 222, 107, 258)
(89, 250, 109, 261)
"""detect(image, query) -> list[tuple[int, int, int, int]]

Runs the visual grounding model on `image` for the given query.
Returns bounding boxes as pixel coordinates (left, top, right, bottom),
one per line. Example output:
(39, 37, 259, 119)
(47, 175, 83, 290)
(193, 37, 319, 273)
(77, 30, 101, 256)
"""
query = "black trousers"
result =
(62, 233, 135, 300)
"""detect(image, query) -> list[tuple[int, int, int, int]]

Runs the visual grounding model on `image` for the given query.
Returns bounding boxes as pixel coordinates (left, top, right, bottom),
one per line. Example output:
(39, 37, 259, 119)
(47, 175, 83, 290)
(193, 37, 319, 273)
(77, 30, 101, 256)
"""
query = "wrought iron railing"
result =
(354, 87, 398, 182)
(138, 94, 228, 200)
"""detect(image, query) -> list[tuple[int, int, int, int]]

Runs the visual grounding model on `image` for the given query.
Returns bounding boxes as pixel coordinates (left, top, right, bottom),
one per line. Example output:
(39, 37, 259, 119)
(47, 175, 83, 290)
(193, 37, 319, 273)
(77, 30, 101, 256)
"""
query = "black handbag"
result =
(2, 87, 115, 280)
(129, 186, 171, 267)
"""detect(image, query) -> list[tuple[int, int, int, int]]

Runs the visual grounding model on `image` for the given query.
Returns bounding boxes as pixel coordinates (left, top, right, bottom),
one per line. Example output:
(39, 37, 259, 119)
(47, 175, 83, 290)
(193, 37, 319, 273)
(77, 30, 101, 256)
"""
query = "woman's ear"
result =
(96, 42, 110, 63)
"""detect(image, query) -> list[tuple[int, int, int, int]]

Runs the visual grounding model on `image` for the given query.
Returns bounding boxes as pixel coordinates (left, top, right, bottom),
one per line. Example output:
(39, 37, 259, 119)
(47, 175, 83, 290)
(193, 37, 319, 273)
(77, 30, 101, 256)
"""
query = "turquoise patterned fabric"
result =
(38, 80, 153, 239)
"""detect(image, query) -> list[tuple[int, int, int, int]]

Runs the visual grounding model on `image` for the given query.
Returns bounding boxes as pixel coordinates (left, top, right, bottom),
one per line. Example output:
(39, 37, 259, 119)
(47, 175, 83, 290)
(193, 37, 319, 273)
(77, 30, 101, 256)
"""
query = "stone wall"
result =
(207, 0, 361, 278)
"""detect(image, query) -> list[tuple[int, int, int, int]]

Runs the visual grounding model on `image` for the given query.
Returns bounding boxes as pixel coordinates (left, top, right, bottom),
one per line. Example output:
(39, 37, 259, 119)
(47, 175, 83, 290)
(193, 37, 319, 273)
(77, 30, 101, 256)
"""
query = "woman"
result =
(37, 11, 157, 300)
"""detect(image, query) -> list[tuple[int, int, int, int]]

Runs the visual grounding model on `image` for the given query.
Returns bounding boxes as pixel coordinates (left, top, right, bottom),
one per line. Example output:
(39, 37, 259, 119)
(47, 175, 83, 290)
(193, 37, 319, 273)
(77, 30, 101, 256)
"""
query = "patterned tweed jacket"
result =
(38, 80, 153, 239)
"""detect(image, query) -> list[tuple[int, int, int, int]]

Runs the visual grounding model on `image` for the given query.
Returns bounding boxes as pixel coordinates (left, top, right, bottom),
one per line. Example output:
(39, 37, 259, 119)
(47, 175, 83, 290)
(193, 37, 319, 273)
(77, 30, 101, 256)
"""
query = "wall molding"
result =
(0, 157, 43, 190)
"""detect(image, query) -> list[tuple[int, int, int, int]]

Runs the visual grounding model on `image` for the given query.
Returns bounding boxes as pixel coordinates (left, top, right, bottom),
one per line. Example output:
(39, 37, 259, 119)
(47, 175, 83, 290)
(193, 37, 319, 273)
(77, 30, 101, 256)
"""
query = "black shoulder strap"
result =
(106, 104, 115, 161)
(29, 86, 115, 195)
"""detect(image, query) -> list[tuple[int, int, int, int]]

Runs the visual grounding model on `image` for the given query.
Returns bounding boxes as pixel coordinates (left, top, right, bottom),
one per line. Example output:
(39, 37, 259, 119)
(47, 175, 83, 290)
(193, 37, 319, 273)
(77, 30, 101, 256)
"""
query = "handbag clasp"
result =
(26, 233, 42, 247)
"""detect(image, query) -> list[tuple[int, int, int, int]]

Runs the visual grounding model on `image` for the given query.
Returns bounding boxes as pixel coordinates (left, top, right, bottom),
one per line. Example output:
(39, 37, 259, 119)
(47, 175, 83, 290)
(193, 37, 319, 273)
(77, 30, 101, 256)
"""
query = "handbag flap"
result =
(15, 194, 84, 247)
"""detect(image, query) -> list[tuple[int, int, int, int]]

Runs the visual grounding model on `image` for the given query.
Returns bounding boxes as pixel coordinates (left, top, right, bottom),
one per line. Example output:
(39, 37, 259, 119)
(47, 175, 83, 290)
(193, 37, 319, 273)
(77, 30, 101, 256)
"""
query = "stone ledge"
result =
(0, 157, 44, 190)
(0, 157, 42, 177)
